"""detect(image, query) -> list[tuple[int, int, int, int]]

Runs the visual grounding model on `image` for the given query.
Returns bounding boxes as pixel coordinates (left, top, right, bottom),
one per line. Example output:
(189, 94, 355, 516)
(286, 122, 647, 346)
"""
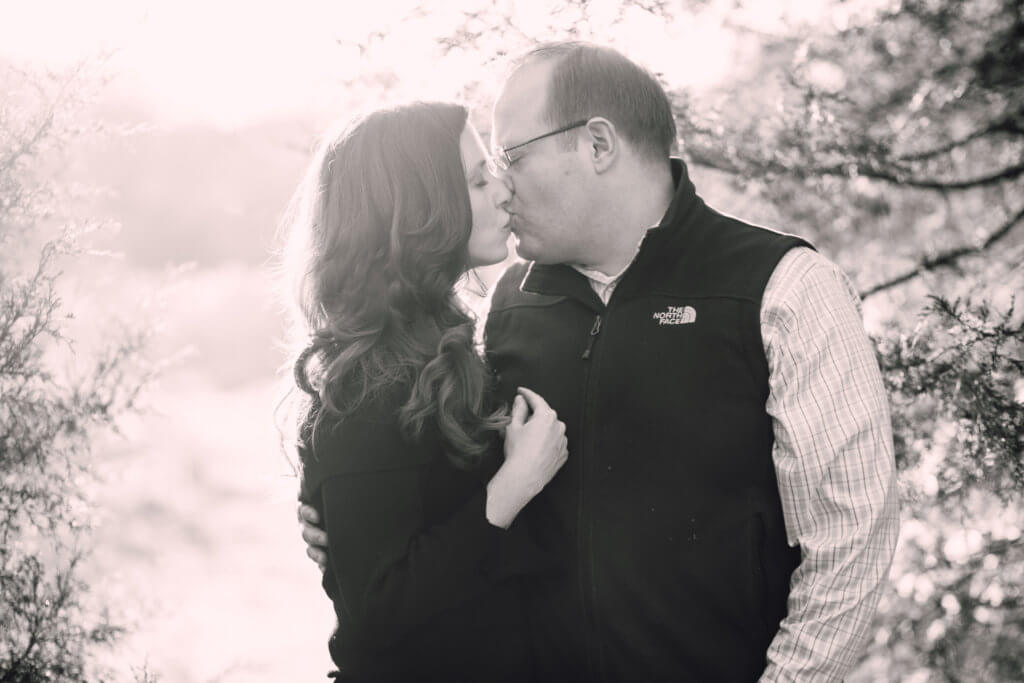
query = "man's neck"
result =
(574, 165, 675, 276)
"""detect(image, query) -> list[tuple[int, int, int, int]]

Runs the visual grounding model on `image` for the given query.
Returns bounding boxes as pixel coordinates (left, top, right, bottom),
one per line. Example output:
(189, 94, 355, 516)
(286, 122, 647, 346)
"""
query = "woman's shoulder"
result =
(299, 386, 438, 495)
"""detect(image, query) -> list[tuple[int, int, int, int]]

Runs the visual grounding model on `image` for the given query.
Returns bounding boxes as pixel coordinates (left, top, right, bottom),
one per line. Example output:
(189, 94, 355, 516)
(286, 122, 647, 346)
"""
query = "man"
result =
(301, 42, 899, 681)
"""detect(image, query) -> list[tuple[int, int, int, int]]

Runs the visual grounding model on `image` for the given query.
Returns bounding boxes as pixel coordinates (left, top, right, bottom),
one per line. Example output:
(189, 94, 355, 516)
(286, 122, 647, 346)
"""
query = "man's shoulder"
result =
(762, 247, 864, 329)
(769, 246, 832, 283)
(704, 208, 814, 256)
(766, 247, 859, 302)
(667, 209, 814, 301)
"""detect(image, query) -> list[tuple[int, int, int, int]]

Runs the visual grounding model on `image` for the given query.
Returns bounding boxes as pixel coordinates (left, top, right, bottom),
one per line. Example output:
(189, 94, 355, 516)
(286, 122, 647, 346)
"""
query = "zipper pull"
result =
(581, 314, 603, 360)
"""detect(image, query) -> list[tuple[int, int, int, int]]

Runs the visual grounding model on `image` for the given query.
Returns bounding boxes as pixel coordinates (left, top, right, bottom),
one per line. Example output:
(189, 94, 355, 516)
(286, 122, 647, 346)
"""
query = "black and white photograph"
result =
(1, 1, 1021, 681)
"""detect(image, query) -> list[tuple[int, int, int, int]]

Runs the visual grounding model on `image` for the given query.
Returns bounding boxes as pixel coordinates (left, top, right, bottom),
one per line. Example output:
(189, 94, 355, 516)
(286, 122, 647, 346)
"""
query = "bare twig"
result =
(859, 204, 1024, 299)
(688, 143, 1024, 191)
(895, 111, 1024, 162)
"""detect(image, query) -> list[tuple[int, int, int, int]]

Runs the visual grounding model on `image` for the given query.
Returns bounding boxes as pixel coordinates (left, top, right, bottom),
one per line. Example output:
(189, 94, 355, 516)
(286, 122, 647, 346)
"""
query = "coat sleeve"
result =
(317, 419, 552, 650)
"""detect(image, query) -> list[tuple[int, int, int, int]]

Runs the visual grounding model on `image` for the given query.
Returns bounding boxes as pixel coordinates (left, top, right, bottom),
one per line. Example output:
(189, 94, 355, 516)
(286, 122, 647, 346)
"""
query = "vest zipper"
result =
(578, 310, 607, 679)
(581, 314, 603, 360)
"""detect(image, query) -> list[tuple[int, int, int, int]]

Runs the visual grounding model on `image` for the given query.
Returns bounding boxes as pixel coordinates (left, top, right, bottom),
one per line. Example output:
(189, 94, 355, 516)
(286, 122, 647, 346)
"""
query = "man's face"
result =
(491, 60, 589, 265)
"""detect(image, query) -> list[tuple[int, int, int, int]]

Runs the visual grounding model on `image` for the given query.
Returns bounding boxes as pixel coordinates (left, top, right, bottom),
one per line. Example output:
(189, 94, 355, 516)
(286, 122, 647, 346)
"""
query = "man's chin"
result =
(511, 234, 541, 262)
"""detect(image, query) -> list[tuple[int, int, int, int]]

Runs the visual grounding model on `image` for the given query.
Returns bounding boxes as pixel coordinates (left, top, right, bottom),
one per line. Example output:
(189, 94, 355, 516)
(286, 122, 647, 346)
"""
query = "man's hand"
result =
(297, 503, 329, 572)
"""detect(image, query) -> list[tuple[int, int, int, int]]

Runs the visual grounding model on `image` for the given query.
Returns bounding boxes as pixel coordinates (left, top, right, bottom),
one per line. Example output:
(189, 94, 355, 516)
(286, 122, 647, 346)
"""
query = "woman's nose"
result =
(490, 174, 513, 206)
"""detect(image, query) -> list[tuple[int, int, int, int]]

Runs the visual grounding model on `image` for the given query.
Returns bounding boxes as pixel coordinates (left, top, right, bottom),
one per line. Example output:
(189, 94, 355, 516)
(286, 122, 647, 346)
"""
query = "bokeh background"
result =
(2, 1, 1021, 681)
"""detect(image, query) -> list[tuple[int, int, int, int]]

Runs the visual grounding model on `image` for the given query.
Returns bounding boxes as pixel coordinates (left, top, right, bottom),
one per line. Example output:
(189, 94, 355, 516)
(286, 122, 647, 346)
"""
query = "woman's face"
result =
(460, 122, 512, 267)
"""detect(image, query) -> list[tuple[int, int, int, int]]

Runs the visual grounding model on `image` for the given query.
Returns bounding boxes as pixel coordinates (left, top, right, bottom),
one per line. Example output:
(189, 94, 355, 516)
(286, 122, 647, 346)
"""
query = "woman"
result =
(282, 102, 567, 682)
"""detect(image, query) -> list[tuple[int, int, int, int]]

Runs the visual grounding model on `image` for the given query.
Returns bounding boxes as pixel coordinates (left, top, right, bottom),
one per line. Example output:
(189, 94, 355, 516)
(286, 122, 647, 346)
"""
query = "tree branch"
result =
(688, 145, 1024, 191)
(859, 204, 1024, 299)
(819, 160, 1024, 190)
(894, 112, 1024, 162)
(0, 110, 54, 176)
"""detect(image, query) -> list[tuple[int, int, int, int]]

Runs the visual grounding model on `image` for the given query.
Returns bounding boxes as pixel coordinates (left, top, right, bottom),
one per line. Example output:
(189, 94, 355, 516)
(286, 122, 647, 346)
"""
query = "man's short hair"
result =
(514, 42, 677, 160)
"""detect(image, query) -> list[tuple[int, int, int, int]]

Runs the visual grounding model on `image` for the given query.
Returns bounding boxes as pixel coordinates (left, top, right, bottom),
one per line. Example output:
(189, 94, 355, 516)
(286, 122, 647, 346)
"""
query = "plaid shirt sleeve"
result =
(759, 247, 900, 682)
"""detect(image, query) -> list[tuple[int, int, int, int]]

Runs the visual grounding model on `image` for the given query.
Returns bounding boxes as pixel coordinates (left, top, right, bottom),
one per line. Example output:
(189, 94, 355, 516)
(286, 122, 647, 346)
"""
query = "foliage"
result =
(867, 295, 1023, 680)
(679, 0, 1024, 296)
(722, 4, 1024, 675)
(880, 296, 1023, 492)
(0, 63, 154, 682)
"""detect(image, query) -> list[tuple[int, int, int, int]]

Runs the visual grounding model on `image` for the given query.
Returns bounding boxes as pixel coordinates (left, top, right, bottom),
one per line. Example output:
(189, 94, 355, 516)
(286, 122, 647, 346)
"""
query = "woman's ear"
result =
(584, 117, 617, 173)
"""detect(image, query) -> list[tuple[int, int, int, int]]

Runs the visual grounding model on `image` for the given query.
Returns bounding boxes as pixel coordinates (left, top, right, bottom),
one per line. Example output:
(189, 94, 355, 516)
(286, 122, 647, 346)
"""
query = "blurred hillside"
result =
(55, 102, 315, 390)
(68, 117, 307, 268)
(46, 98, 340, 680)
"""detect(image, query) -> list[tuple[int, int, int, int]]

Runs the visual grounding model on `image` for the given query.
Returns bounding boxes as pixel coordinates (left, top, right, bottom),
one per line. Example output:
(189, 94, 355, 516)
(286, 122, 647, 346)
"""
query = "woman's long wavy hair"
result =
(280, 102, 506, 469)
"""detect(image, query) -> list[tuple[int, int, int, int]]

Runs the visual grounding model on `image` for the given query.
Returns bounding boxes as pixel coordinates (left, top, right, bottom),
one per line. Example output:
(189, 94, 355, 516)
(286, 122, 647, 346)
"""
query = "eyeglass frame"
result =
(488, 119, 590, 174)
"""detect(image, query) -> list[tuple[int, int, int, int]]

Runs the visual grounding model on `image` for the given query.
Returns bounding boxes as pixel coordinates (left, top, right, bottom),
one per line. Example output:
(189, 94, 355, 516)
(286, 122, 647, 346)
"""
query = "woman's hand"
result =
(486, 387, 568, 528)
(297, 504, 329, 572)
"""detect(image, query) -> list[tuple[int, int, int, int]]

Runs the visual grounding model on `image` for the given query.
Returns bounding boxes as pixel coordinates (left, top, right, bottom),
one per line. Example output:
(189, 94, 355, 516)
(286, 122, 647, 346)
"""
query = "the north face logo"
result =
(652, 305, 697, 325)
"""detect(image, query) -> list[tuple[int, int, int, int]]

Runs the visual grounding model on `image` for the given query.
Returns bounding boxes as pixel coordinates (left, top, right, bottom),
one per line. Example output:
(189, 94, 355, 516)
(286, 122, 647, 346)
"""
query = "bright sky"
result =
(0, 0, 851, 129)
(1, 0, 424, 126)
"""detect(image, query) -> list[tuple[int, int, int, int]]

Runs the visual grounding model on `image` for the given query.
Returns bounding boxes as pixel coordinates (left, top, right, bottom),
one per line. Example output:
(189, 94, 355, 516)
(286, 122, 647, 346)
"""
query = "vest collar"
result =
(519, 158, 703, 308)
(518, 260, 605, 312)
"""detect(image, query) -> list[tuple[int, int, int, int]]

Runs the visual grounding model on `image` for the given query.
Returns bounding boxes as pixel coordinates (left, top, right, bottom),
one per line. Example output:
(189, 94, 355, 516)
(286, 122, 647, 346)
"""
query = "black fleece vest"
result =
(484, 160, 808, 682)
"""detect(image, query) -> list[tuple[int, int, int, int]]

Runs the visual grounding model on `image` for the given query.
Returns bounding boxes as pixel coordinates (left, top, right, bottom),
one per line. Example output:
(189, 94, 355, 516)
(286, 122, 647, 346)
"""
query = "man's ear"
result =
(584, 117, 617, 173)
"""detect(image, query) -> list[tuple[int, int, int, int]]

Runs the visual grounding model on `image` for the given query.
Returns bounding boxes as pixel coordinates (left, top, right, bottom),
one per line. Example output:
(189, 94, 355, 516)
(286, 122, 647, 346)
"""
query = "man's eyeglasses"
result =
(488, 119, 589, 174)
